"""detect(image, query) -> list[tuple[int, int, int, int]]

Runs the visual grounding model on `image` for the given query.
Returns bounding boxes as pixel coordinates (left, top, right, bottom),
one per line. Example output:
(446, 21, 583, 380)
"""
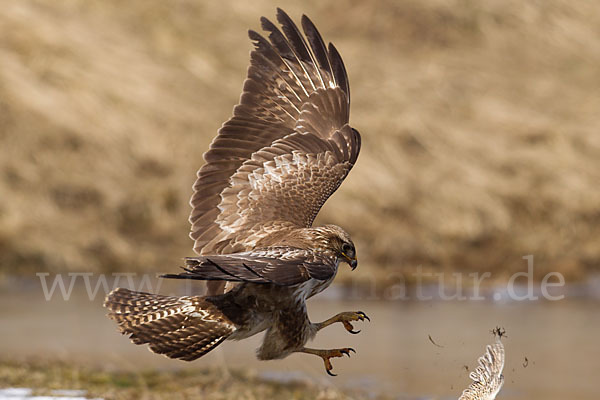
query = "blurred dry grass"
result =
(1, 358, 375, 399)
(1, 0, 599, 282)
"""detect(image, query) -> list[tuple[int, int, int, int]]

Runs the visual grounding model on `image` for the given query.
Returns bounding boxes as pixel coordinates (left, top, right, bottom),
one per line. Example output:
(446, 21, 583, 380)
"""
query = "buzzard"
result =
(458, 331, 505, 400)
(104, 8, 367, 376)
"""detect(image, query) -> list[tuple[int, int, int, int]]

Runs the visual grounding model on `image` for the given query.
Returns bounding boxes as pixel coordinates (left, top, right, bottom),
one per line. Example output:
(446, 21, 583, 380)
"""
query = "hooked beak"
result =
(344, 255, 358, 270)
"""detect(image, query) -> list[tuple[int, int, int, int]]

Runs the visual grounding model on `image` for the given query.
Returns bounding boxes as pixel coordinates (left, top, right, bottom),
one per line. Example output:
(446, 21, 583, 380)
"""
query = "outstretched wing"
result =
(161, 248, 336, 286)
(459, 339, 505, 400)
(189, 9, 360, 255)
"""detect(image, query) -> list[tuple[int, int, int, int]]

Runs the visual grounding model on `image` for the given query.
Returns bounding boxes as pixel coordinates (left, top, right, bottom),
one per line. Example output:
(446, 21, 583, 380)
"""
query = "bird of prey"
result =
(458, 332, 505, 400)
(104, 8, 367, 376)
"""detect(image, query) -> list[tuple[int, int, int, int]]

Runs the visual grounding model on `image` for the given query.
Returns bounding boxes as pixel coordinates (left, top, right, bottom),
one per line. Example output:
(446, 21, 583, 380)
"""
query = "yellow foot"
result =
(337, 311, 370, 334)
(301, 347, 356, 376)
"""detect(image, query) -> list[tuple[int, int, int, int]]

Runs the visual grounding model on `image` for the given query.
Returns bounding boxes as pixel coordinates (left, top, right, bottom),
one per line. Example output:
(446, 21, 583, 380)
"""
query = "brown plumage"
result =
(106, 288, 235, 361)
(104, 8, 367, 376)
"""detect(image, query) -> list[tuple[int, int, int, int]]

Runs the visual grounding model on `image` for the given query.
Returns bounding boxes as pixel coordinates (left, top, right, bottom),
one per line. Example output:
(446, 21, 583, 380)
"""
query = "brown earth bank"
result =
(1, 0, 599, 283)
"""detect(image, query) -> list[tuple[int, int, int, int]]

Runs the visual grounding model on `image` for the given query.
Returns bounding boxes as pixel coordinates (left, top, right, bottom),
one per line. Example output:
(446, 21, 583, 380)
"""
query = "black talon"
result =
(357, 311, 371, 322)
(349, 329, 361, 334)
(349, 347, 356, 354)
(326, 369, 337, 377)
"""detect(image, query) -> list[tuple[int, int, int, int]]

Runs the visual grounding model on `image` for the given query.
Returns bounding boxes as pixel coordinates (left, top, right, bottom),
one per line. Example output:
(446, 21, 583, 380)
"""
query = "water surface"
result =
(1, 281, 598, 399)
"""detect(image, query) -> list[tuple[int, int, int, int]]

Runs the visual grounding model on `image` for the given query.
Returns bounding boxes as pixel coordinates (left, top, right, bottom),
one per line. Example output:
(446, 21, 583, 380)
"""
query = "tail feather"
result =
(104, 288, 236, 361)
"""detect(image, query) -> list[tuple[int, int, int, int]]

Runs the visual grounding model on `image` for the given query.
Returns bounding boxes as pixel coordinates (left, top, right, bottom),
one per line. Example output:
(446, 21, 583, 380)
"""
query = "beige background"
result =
(1, 0, 599, 284)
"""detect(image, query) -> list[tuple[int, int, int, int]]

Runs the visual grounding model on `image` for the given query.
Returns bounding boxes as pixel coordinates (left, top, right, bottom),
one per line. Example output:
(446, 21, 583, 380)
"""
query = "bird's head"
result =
(317, 225, 357, 270)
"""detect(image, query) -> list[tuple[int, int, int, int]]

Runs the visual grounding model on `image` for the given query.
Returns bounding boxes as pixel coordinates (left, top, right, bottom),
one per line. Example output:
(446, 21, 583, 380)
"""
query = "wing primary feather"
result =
(250, 50, 303, 106)
(351, 128, 361, 164)
(276, 8, 326, 89)
(301, 14, 334, 87)
(270, 85, 302, 115)
(271, 96, 296, 120)
(248, 30, 307, 102)
(241, 262, 276, 284)
(205, 258, 246, 281)
(328, 42, 350, 110)
(159, 273, 205, 280)
(261, 16, 317, 92)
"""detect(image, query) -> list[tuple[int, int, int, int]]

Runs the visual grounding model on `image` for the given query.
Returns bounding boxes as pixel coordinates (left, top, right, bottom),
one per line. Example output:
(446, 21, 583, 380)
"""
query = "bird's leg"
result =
(299, 347, 355, 376)
(314, 311, 370, 334)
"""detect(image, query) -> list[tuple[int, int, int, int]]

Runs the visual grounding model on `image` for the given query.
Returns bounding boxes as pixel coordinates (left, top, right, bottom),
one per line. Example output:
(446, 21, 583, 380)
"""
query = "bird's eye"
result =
(342, 243, 354, 258)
